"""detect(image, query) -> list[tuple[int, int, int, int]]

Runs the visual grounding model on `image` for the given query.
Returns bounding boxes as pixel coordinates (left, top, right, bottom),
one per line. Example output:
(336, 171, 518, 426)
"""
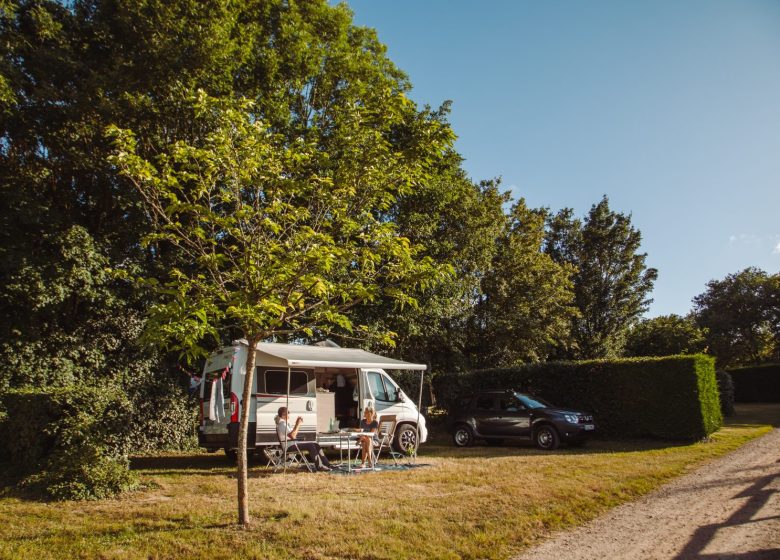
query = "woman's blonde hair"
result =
(363, 406, 377, 422)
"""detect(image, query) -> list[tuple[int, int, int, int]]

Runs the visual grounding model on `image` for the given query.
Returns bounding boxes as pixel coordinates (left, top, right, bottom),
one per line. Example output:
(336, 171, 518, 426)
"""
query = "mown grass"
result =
(0, 404, 777, 560)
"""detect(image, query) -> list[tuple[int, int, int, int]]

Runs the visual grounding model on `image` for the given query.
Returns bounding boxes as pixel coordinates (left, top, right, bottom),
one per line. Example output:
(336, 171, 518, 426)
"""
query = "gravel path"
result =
(515, 428, 780, 560)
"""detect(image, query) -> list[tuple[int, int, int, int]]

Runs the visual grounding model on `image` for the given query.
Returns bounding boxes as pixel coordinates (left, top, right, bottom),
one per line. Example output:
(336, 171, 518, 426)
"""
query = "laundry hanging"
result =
(213, 376, 225, 422)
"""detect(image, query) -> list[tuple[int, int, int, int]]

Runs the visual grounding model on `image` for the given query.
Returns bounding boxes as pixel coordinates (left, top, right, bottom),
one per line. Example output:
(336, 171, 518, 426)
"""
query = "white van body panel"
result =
(198, 343, 427, 451)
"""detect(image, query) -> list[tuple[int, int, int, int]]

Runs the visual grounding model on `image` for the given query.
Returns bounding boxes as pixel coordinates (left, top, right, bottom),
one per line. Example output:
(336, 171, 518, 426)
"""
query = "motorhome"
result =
(198, 341, 428, 458)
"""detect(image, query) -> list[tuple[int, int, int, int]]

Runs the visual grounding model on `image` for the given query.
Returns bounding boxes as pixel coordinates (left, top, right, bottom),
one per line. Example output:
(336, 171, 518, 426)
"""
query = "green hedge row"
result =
(433, 355, 722, 440)
(727, 363, 780, 402)
(0, 386, 136, 500)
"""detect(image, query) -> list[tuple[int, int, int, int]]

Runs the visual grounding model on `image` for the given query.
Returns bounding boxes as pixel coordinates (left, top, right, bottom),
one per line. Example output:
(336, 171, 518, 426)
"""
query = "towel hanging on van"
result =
(208, 377, 225, 422)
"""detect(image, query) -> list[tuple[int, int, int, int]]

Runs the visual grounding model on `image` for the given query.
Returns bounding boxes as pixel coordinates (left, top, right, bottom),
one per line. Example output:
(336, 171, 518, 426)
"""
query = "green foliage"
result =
(434, 355, 722, 440)
(727, 363, 780, 403)
(0, 386, 136, 500)
(470, 199, 577, 368)
(342, 165, 510, 375)
(545, 196, 658, 359)
(693, 268, 780, 367)
(624, 314, 707, 357)
(108, 87, 452, 356)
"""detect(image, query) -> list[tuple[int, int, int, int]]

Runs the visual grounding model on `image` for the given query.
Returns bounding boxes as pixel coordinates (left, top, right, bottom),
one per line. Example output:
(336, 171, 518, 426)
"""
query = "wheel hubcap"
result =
(401, 429, 417, 450)
(539, 430, 552, 446)
(455, 430, 468, 445)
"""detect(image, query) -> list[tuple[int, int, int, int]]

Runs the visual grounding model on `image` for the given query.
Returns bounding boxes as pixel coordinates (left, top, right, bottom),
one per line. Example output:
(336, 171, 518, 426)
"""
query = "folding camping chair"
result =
(371, 415, 403, 467)
(266, 419, 314, 473)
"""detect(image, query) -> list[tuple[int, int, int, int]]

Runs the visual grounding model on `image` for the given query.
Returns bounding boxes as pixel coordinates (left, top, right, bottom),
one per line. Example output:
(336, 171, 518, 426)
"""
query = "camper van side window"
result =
(264, 370, 309, 395)
(383, 375, 399, 402)
(367, 371, 390, 402)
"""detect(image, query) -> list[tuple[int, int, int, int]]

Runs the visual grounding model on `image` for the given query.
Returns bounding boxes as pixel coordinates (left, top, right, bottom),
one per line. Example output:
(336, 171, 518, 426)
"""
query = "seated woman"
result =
(358, 407, 379, 468)
(276, 406, 332, 472)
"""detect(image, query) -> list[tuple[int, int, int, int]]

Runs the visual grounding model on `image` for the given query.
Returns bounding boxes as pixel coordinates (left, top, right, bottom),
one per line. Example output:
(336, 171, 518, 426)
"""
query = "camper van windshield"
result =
(263, 369, 309, 395)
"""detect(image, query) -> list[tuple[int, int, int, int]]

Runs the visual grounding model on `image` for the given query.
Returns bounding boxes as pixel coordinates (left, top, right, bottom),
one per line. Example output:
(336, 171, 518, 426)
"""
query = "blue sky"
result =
(344, 0, 780, 317)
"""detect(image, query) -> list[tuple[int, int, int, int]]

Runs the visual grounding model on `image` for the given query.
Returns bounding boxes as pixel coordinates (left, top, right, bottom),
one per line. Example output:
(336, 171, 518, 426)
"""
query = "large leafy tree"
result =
(545, 196, 657, 358)
(343, 148, 509, 376)
(470, 200, 576, 368)
(1, 0, 453, 447)
(624, 314, 707, 357)
(693, 268, 780, 366)
(0, 0, 264, 392)
(111, 82, 451, 525)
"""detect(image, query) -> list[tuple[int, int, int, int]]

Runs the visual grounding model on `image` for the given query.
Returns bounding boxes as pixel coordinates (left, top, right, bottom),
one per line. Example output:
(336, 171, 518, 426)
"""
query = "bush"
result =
(125, 373, 199, 453)
(434, 355, 722, 440)
(716, 370, 735, 417)
(0, 386, 136, 500)
(728, 363, 780, 402)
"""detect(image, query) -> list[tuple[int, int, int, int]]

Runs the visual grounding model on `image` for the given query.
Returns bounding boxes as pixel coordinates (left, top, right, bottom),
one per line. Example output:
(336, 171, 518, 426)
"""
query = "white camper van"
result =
(198, 341, 428, 457)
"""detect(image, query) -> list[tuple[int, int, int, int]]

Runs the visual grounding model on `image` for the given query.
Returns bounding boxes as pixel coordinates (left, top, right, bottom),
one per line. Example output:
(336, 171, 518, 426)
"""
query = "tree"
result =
(0, 0, 455, 449)
(693, 268, 780, 366)
(470, 200, 576, 368)
(624, 314, 707, 357)
(0, 0, 280, 442)
(545, 196, 657, 358)
(341, 146, 510, 376)
(110, 88, 451, 525)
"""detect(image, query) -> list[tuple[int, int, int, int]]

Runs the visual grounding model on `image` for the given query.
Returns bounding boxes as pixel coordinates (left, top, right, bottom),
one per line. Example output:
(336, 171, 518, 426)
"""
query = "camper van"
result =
(198, 341, 428, 458)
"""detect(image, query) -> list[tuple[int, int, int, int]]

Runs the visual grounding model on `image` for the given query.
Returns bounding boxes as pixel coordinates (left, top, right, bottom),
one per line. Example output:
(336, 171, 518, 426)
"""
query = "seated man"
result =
(276, 406, 332, 472)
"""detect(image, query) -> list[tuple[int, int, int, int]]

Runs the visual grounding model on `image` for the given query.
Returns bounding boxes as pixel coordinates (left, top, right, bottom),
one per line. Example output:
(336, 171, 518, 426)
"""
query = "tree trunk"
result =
(237, 336, 258, 527)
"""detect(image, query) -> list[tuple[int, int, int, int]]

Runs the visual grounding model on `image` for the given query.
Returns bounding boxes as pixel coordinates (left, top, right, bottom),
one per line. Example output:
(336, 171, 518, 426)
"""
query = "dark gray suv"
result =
(449, 390, 595, 450)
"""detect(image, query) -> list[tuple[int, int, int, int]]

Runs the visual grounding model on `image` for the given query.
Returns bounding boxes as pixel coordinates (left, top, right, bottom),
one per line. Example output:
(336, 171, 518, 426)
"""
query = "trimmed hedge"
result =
(434, 355, 722, 440)
(0, 386, 136, 500)
(728, 363, 780, 402)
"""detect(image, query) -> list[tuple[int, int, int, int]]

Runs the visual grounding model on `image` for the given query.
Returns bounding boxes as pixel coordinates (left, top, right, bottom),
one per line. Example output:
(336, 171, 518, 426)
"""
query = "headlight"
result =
(564, 414, 579, 424)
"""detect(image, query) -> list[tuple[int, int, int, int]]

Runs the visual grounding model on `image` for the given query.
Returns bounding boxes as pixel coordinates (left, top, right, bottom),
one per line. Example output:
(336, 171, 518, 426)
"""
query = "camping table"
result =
(334, 431, 375, 473)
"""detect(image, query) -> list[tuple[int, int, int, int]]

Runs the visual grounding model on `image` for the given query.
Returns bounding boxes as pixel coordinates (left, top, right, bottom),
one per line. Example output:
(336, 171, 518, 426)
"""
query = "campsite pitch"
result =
(0, 404, 777, 560)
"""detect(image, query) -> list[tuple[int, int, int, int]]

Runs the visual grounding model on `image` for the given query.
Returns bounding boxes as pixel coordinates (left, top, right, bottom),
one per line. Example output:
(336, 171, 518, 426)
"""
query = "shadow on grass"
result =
(130, 453, 234, 473)
(727, 403, 780, 428)
(419, 437, 693, 460)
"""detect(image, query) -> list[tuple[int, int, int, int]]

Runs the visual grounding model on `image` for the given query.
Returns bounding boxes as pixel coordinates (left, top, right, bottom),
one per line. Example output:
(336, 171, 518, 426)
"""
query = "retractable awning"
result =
(252, 342, 426, 371)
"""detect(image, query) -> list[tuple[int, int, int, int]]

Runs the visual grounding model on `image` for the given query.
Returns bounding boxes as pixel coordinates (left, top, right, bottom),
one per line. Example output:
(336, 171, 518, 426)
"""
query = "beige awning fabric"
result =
(250, 342, 426, 371)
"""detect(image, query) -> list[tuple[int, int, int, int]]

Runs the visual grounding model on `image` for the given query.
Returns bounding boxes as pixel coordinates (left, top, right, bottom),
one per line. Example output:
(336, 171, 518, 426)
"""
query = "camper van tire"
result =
(224, 448, 237, 463)
(394, 423, 419, 453)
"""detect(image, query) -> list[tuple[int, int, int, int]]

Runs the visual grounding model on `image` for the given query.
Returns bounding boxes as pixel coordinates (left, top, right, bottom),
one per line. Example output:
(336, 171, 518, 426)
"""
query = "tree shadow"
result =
(421, 437, 692, 459)
(673, 469, 779, 559)
(130, 452, 272, 474)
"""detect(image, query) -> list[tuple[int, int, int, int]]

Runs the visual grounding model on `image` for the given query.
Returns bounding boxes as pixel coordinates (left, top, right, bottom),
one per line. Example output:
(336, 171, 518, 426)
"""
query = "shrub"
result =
(727, 363, 780, 402)
(716, 370, 735, 417)
(434, 355, 722, 440)
(0, 386, 136, 500)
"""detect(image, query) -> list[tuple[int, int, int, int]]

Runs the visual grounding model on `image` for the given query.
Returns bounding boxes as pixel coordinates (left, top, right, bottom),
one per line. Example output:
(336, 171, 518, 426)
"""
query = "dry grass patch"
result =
(0, 404, 776, 560)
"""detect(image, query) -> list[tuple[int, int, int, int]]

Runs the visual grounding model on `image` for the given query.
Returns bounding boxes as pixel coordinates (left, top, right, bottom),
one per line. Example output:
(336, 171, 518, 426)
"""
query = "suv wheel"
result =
(534, 425, 560, 450)
(453, 425, 474, 447)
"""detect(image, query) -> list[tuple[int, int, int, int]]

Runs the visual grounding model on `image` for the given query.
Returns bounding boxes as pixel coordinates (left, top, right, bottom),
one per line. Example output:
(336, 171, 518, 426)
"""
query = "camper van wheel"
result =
(393, 424, 418, 454)
(223, 448, 237, 464)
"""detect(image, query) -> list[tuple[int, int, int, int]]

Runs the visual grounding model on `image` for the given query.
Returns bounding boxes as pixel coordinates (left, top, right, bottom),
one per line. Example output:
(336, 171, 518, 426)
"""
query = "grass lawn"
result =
(1, 403, 777, 560)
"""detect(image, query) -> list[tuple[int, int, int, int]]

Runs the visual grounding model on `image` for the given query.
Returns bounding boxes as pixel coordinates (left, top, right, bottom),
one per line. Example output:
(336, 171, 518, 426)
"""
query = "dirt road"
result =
(515, 427, 780, 560)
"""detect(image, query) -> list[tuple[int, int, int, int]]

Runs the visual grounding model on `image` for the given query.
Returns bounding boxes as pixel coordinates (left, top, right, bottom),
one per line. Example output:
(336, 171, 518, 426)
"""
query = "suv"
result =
(449, 390, 595, 450)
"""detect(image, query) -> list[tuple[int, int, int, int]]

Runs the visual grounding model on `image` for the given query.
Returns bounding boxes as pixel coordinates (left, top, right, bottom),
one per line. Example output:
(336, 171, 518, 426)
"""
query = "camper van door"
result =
(200, 346, 239, 435)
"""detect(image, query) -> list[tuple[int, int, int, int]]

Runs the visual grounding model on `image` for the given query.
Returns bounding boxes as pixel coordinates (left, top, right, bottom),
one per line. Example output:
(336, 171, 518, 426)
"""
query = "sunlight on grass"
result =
(0, 404, 776, 560)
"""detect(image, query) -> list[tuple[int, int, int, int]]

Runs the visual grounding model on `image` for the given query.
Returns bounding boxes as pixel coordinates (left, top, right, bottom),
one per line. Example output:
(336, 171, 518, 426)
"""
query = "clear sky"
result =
(344, 0, 780, 317)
